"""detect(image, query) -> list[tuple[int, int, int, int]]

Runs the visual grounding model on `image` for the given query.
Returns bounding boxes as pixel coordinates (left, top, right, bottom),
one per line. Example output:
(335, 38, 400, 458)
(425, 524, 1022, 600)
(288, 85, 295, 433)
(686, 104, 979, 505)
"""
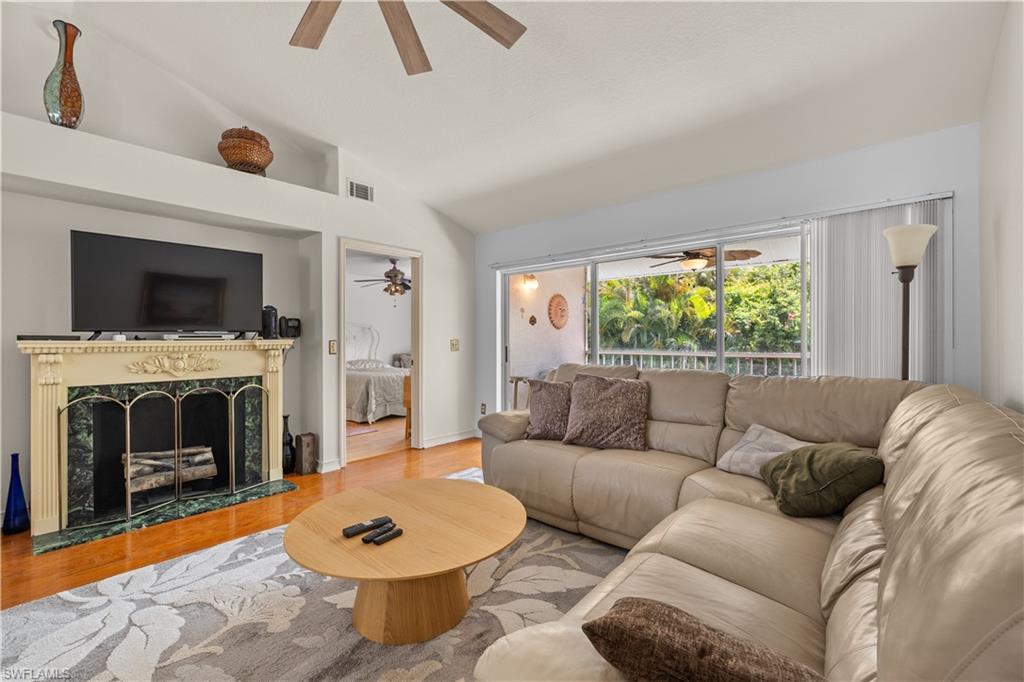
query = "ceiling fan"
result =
(289, 0, 527, 76)
(648, 248, 763, 271)
(355, 258, 412, 296)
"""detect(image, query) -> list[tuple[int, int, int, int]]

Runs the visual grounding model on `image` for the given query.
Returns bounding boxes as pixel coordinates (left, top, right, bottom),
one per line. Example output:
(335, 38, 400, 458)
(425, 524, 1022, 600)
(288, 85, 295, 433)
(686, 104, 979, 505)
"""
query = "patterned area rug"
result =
(1, 471, 625, 681)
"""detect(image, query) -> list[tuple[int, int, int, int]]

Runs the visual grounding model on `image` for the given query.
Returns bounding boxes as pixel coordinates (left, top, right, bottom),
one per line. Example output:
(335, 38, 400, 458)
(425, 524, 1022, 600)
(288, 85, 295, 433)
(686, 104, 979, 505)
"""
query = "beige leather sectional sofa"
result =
(475, 364, 1024, 681)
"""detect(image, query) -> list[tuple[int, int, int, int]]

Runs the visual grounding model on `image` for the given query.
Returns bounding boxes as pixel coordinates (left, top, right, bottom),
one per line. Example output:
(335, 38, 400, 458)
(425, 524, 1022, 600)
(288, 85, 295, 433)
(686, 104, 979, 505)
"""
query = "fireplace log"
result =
(122, 446, 218, 493)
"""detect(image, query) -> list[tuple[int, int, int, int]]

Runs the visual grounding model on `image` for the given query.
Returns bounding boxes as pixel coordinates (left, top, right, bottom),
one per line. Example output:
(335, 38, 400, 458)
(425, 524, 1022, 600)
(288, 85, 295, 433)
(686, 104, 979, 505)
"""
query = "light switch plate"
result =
(449, 338, 460, 352)
(328, 340, 338, 355)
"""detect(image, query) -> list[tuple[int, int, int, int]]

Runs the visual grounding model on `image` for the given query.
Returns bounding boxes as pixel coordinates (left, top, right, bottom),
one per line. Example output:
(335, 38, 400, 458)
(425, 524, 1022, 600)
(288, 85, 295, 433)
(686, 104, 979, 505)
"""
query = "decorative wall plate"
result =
(547, 294, 569, 330)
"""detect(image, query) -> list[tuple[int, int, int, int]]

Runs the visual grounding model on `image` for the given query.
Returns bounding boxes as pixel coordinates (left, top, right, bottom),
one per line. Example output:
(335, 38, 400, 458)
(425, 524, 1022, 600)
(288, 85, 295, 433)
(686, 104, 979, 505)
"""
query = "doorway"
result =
(340, 240, 423, 465)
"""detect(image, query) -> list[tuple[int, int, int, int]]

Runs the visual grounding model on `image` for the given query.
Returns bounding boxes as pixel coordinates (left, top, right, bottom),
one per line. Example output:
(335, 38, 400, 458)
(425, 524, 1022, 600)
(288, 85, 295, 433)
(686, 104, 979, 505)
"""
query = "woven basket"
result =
(218, 127, 273, 174)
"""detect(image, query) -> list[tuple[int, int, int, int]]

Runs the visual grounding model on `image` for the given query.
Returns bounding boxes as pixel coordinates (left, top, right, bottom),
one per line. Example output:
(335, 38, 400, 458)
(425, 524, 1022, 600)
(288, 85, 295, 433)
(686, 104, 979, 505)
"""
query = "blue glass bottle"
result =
(3, 453, 30, 535)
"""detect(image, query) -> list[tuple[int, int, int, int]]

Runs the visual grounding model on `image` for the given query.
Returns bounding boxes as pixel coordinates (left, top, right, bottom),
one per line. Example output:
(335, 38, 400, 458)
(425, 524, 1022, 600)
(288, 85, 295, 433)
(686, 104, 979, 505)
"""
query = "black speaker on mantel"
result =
(262, 305, 279, 339)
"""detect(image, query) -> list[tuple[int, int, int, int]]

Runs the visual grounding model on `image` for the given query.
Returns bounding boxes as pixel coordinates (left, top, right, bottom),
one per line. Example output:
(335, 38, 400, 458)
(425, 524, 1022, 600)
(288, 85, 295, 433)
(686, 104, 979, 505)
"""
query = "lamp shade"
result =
(883, 224, 937, 267)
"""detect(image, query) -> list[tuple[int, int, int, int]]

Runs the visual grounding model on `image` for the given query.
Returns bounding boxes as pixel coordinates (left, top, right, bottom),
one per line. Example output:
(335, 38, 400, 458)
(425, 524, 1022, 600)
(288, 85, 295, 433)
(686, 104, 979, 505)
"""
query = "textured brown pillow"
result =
(582, 597, 825, 682)
(563, 374, 648, 450)
(761, 443, 884, 517)
(524, 379, 573, 440)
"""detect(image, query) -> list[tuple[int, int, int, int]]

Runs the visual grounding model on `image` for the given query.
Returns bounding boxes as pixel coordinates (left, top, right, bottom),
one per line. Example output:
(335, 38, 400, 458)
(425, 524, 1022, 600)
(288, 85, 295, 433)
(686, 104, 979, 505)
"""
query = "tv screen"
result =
(71, 231, 263, 332)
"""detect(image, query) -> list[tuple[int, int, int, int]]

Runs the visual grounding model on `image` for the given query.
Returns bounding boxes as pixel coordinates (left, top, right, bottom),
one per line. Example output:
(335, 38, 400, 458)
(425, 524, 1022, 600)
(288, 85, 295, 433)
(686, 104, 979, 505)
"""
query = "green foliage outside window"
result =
(598, 262, 802, 353)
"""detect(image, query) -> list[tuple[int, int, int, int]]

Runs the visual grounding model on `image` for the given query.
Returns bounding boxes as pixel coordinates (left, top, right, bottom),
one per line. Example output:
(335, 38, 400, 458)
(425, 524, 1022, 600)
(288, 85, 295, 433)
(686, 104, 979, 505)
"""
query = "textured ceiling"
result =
(2, 2, 1006, 232)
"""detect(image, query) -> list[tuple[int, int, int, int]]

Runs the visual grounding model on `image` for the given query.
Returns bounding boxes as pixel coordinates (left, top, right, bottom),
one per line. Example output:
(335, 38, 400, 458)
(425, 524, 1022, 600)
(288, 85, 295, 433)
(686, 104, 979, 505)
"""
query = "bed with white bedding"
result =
(345, 323, 410, 424)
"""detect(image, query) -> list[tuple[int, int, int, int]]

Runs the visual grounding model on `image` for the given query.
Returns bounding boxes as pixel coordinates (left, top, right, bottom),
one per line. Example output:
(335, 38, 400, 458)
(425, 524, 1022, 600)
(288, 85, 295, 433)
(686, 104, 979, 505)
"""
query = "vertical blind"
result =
(809, 199, 946, 382)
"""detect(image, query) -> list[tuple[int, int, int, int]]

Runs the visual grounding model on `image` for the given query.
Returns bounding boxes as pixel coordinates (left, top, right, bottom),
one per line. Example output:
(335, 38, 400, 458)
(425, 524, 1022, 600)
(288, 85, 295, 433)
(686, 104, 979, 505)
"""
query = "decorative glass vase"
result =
(282, 415, 296, 474)
(43, 19, 84, 129)
(3, 453, 30, 535)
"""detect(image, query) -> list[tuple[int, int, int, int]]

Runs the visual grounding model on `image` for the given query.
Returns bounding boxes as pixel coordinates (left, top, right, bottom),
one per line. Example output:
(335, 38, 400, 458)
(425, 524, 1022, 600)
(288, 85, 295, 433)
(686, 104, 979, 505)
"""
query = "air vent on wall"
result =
(348, 179, 375, 202)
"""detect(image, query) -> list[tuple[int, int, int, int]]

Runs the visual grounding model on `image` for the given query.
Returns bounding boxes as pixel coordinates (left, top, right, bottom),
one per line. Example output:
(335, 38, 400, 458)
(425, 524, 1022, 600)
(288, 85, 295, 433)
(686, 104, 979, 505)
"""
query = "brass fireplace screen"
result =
(58, 383, 269, 530)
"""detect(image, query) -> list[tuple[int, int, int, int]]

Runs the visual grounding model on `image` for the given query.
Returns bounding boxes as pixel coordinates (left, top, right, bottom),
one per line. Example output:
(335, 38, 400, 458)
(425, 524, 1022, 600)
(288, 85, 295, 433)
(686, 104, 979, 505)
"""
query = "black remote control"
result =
(342, 516, 392, 538)
(361, 523, 396, 544)
(372, 527, 403, 545)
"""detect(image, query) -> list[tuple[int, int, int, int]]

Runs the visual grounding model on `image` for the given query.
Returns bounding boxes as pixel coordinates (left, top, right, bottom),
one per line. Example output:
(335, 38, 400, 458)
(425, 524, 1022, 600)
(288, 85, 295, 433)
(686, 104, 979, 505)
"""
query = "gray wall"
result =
(475, 123, 983, 414)
(0, 192, 305, 509)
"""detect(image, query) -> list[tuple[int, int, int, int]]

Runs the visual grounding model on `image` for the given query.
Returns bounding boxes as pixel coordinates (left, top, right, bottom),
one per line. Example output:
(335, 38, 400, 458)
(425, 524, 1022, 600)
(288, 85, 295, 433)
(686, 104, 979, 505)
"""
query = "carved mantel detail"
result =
(127, 353, 223, 378)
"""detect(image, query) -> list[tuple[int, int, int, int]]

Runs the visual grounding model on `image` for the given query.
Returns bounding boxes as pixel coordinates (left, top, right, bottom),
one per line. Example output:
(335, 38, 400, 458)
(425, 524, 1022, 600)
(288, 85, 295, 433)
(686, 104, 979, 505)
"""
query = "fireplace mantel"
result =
(18, 339, 294, 536)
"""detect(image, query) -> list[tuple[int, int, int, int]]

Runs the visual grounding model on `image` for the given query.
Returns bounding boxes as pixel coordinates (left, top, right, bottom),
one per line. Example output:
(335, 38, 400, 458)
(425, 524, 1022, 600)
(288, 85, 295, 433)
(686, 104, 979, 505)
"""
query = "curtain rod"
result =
(491, 191, 954, 272)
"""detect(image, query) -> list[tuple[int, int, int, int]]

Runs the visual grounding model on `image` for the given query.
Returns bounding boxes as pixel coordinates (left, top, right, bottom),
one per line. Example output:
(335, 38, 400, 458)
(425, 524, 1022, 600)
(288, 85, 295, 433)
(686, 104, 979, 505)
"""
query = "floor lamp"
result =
(883, 224, 937, 380)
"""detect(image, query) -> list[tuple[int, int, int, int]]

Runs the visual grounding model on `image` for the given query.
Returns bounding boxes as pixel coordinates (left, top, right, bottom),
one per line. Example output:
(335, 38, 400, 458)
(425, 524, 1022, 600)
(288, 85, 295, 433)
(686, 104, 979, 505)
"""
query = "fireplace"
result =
(63, 377, 266, 530)
(18, 339, 293, 548)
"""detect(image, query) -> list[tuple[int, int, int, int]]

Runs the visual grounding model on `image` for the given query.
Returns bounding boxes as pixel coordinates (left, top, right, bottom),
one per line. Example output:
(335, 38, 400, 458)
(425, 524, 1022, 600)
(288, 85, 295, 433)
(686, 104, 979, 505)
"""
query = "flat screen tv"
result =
(71, 231, 263, 332)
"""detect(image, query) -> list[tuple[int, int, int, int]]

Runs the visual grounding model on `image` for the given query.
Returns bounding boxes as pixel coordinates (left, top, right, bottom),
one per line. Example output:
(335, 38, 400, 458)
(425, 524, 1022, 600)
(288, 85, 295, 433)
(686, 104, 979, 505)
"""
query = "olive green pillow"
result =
(761, 443, 883, 517)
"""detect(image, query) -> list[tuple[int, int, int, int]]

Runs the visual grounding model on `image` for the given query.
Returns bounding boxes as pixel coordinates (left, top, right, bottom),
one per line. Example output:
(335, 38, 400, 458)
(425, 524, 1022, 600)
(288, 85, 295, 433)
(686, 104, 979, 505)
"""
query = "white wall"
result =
(0, 2, 334, 192)
(980, 3, 1023, 412)
(344, 253, 412, 364)
(507, 267, 587, 405)
(0, 192, 305, 509)
(476, 123, 983, 413)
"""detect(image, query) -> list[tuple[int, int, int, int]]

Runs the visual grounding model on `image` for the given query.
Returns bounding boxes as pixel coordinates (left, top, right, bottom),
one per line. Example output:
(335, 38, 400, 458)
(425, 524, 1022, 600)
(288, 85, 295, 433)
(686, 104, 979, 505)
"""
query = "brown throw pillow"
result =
(524, 379, 572, 440)
(563, 374, 648, 451)
(582, 597, 825, 682)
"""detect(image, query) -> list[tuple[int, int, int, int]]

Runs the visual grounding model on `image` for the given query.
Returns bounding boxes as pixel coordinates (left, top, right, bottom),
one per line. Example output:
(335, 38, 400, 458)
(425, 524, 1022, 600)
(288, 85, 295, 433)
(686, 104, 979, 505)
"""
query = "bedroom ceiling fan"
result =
(355, 258, 412, 296)
(289, 0, 527, 76)
(648, 248, 763, 271)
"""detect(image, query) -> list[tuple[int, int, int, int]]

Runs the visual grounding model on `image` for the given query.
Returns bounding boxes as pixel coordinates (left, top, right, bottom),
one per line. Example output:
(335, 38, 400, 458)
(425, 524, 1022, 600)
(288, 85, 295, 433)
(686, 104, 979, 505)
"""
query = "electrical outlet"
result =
(450, 338, 460, 352)
(328, 340, 338, 355)
(480, 402, 487, 415)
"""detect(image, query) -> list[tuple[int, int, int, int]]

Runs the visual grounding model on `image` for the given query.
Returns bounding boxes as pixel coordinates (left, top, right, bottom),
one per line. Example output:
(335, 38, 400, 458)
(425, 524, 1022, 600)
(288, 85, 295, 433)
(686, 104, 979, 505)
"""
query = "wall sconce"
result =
(522, 274, 539, 291)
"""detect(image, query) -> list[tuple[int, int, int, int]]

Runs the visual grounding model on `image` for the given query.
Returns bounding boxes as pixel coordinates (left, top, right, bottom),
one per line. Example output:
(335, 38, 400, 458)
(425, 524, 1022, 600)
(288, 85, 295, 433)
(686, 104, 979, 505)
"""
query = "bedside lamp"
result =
(883, 224, 937, 380)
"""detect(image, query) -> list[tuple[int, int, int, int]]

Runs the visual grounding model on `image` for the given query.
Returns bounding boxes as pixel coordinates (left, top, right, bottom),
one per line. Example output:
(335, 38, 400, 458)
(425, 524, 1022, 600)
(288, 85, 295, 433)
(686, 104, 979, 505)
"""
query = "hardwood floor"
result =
(346, 415, 410, 462)
(0, 438, 481, 609)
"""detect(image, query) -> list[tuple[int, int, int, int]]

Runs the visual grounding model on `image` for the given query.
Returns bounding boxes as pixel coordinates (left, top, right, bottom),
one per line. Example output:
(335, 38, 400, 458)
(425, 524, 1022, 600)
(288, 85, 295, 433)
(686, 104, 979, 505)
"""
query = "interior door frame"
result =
(339, 239, 424, 465)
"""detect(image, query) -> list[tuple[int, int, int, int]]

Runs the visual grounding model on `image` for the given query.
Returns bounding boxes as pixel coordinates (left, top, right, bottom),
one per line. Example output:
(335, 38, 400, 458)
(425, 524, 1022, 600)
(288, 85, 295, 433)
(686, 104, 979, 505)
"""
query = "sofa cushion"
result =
(631, 499, 830, 622)
(478, 410, 529, 442)
(475, 620, 625, 682)
(487, 439, 596, 525)
(820, 491, 885, 619)
(824, 567, 880, 682)
(564, 375, 649, 451)
(524, 380, 572, 440)
(677, 468, 838, 536)
(572, 450, 708, 545)
(718, 375, 922, 457)
(876, 383, 983, 477)
(639, 369, 729, 464)
(582, 597, 824, 682)
(761, 443, 884, 517)
(717, 423, 812, 479)
(878, 402, 1024, 681)
(553, 363, 639, 382)
(566, 553, 826, 673)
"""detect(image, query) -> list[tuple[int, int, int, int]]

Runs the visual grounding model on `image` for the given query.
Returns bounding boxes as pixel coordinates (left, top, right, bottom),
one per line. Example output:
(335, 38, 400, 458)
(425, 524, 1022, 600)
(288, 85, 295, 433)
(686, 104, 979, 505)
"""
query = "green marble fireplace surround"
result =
(28, 374, 297, 554)
(64, 376, 264, 528)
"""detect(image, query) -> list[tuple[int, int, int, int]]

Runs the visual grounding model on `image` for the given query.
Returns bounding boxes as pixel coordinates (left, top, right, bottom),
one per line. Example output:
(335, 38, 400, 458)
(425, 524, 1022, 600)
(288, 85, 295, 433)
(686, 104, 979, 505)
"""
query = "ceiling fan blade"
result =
(290, 1, 341, 49)
(441, 1, 526, 49)
(362, 282, 383, 288)
(401, 282, 412, 290)
(722, 249, 763, 261)
(378, 1, 432, 75)
(354, 278, 386, 282)
(649, 260, 682, 269)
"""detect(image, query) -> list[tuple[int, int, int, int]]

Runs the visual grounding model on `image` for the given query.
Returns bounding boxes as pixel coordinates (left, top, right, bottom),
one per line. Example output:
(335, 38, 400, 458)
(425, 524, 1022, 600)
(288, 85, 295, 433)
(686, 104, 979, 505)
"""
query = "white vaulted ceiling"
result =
(1, 2, 1007, 232)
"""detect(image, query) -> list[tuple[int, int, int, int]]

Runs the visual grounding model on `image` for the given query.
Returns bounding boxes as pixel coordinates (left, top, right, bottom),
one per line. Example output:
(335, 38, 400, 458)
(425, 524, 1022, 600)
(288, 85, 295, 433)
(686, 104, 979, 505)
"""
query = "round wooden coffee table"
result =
(283, 479, 526, 644)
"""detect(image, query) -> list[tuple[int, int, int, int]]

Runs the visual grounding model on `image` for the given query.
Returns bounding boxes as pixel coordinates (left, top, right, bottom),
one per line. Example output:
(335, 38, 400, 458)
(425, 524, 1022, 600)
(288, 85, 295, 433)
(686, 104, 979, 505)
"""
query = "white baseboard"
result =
(422, 430, 479, 449)
(318, 457, 343, 473)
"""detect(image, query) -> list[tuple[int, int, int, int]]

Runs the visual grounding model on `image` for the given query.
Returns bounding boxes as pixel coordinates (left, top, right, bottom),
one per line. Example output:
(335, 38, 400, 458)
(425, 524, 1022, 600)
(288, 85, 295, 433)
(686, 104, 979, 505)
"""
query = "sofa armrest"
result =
(478, 410, 530, 443)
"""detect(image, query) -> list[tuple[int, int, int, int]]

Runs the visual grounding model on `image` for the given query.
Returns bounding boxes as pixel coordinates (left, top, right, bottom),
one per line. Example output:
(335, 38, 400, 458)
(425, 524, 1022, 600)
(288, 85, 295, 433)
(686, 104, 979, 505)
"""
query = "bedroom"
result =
(344, 249, 414, 461)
